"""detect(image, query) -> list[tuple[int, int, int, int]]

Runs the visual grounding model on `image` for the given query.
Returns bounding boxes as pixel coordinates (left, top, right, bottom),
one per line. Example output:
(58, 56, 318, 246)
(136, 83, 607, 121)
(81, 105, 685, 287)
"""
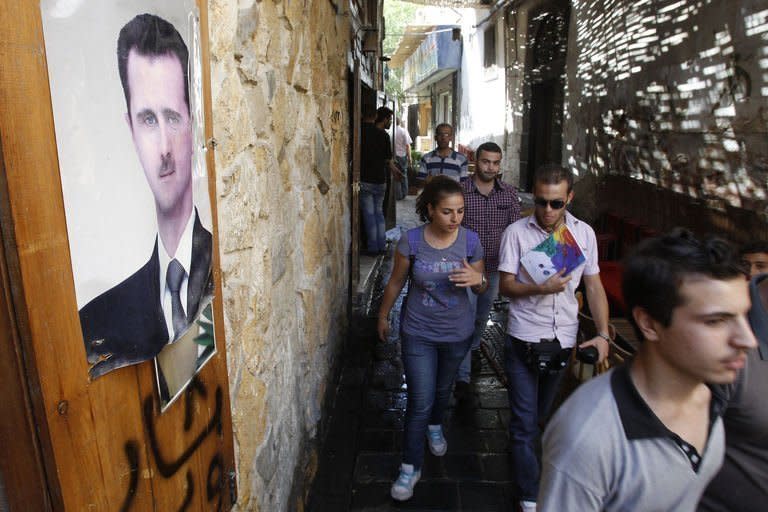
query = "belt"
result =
(511, 336, 558, 346)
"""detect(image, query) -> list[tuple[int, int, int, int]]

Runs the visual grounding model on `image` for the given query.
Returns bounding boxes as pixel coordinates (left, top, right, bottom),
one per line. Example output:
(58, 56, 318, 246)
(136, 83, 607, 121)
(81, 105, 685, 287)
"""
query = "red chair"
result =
(639, 226, 659, 240)
(602, 211, 623, 235)
(596, 211, 622, 261)
(597, 233, 618, 261)
(620, 219, 642, 258)
(599, 261, 625, 313)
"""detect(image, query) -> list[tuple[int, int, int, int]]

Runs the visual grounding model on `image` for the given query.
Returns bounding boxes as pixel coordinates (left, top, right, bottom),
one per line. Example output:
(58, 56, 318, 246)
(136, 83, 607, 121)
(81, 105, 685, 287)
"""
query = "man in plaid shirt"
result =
(455, 142, 521, 402)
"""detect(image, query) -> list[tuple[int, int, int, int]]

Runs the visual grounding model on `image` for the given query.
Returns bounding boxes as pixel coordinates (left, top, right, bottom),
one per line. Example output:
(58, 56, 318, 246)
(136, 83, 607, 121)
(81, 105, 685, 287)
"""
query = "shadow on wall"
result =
(565, 0, 768, 224)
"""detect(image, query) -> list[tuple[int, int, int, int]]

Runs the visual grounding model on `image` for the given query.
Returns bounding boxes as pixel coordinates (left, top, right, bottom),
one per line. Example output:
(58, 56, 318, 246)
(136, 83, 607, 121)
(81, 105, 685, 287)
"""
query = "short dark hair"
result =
(375, 106, 393, 123)
(415, 176, 463, 222)
(362, 105, 376, 121)
(533, 163, 574, 192)
(476, 142, 502, 160)
(117, 14, 189, 117)
(435, 123, 453, 136)
(622, 228, 745, 340)
(740, 240, 768, 256)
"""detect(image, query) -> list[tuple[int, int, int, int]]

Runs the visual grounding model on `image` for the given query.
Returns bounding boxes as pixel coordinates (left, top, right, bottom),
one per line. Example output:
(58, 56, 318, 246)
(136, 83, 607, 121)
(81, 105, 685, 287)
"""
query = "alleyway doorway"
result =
(520, 0, 570, 191)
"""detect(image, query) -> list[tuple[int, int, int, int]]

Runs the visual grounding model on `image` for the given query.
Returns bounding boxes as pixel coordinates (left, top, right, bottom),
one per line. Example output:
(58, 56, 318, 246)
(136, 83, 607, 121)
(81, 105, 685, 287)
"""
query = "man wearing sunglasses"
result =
(497, 163, 610, 512)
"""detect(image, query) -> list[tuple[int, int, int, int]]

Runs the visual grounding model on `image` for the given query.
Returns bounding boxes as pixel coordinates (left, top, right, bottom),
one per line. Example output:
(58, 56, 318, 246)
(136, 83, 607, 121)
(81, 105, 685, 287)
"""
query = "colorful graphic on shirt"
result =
(413, 258, 463, 308)
(520, 225, 585, 284)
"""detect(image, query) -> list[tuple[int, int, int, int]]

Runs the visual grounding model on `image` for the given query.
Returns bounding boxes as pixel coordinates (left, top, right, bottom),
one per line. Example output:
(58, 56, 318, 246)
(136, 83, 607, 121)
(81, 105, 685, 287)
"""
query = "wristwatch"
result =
(597, 332, 611, 342)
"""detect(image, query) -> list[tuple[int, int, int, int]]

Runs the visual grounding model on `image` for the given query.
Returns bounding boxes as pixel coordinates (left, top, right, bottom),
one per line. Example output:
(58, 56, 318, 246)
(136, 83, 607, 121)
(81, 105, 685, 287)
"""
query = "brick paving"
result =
(347, 284, 515, 511)
(348, 331, 516, 512)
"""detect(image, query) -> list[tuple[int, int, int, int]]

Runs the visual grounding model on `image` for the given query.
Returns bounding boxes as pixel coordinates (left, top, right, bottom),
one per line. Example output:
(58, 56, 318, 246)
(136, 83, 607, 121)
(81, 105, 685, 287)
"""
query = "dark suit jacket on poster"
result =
(79, 212, 213, 379)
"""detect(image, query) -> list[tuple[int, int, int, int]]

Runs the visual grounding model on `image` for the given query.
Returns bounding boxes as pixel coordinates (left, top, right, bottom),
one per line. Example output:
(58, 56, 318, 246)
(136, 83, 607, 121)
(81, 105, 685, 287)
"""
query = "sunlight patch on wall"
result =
(565, 0, 768, 214)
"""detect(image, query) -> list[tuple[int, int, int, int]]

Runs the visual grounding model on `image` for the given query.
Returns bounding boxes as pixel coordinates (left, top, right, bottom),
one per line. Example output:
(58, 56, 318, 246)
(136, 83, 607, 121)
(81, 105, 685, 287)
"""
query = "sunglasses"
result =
(534, 197, 567, 209)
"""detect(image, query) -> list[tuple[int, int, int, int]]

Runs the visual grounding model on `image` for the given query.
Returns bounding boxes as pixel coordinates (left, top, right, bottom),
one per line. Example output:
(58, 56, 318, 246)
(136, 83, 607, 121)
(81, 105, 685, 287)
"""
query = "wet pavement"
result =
(309, 196, 517, 511)
(347, 307, 515, 512)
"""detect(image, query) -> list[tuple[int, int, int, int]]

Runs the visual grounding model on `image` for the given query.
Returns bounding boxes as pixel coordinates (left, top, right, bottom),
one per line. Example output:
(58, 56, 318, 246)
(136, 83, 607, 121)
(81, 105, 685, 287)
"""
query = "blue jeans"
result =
(401, 333, 472, 470)
(395, 156, 408, 199)
(504, 335, 566, 502)
(457, 271, 500, 383)
(360, 181, 386, 252)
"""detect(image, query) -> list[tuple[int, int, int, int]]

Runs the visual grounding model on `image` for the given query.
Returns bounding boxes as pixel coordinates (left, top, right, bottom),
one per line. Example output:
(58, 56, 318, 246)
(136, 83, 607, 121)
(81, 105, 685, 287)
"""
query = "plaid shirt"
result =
(461, 178, 521, 271)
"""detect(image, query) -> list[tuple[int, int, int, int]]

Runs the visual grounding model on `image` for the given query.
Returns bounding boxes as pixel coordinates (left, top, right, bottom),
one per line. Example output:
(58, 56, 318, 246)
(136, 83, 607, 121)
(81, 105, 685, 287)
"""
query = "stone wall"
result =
(208, 1, 351, 510)
(563, 0, 768, 233)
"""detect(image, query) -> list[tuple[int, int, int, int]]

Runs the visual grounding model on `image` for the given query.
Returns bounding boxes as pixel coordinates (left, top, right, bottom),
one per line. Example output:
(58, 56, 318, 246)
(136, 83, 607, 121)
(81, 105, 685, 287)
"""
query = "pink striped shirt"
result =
(498, 212, 600, 348)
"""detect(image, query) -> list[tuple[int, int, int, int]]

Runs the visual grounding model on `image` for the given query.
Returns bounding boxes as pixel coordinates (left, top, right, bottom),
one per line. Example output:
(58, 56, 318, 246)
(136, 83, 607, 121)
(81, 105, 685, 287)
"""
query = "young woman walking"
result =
(377, 175, 488, 501)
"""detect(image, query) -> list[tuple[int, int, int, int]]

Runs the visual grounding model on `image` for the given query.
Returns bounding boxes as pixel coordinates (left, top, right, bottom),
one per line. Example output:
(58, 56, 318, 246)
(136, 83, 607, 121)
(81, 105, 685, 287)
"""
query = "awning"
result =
(389, 25, 434, 69)
(397, 25, 462, 93)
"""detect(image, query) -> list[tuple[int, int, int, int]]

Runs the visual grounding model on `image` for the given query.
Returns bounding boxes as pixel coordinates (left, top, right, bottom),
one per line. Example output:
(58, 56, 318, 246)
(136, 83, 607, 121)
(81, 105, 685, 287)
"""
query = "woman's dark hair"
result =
(415, 176, 464, 222)
(622, 228, 745, 340)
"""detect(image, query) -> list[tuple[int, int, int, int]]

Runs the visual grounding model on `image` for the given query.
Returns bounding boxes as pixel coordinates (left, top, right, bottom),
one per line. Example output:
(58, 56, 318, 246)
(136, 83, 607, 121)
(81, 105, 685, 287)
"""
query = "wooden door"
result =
(0, 2, 236, 510)
(0, 188, 52, 510)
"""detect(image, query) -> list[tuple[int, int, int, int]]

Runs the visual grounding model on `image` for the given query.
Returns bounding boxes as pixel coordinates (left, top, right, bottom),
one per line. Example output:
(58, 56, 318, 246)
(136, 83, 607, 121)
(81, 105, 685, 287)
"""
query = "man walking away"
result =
(359, 106, 401, 255)
(394, 117, 412, 199)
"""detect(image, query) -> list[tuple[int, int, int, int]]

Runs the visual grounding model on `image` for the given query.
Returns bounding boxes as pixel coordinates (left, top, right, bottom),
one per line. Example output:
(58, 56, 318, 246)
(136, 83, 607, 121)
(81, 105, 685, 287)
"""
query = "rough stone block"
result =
(210, 0, 350, 509)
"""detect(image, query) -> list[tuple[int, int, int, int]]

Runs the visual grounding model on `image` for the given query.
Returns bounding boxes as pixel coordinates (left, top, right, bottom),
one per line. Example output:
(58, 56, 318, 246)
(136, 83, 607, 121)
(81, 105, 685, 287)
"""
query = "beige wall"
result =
(208, 1, 351, 510)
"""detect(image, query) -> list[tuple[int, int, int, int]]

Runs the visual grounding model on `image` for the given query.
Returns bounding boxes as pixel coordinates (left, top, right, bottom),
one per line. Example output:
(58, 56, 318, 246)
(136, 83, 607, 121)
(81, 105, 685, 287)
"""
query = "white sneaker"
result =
(391, 463, 421, 501)
(520, 500, 537, 512)
(426, 425, 447, 456)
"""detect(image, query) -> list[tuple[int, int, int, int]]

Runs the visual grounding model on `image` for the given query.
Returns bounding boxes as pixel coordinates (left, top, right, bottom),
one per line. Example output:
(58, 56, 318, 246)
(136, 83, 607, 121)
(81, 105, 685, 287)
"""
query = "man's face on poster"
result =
(125, 49, 193, 217)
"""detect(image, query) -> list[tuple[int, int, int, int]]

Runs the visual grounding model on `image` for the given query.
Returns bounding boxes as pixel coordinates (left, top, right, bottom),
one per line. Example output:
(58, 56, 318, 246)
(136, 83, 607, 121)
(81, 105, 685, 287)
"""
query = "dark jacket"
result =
(79, 212, 213, 379)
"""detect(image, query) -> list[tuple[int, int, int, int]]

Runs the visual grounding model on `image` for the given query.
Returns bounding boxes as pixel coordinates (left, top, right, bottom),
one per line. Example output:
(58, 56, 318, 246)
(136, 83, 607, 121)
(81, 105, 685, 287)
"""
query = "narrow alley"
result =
(1, 1, 766, 511)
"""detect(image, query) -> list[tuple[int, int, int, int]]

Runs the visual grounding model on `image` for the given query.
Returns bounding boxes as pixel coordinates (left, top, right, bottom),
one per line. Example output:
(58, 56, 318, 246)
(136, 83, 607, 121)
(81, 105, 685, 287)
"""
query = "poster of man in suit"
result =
(41, 0, 215, 409)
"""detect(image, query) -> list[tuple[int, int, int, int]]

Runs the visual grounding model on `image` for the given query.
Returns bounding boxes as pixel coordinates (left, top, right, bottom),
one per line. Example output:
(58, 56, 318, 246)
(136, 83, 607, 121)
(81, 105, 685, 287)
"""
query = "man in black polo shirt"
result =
(539, 229, 757, 511)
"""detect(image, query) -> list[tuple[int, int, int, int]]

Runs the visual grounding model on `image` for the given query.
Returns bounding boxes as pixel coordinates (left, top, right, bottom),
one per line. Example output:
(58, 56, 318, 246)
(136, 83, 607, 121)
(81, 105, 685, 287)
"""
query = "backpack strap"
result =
(400, 227, 422, 329)
(465, 228, 479, 262)
(407, 227, 420, 270)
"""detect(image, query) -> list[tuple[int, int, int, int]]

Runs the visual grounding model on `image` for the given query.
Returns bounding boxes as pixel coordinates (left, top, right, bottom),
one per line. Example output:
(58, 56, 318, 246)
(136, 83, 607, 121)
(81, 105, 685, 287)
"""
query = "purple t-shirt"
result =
(397, 226, 483, 342)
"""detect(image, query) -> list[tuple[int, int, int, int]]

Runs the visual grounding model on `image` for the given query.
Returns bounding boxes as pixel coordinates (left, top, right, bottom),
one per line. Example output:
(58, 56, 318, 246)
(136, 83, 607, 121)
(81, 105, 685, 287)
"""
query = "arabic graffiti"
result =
(120, 378, 226, 510)
(119, 441, 139, 512)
